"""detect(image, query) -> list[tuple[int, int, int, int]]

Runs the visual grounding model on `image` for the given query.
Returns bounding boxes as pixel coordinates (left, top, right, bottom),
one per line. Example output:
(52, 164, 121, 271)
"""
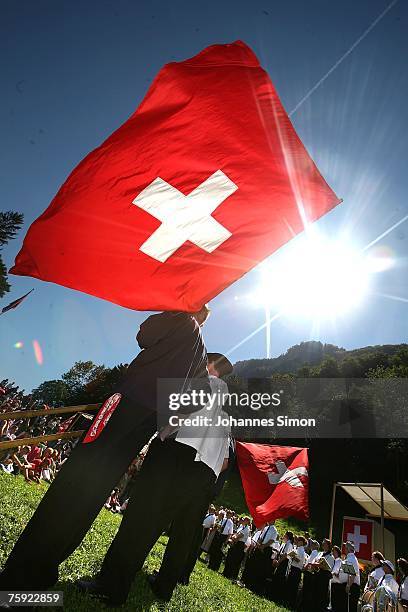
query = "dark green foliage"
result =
(0, 211, 24, 298)
(30, 361, 128, 406)
(30, 379, 69, 407)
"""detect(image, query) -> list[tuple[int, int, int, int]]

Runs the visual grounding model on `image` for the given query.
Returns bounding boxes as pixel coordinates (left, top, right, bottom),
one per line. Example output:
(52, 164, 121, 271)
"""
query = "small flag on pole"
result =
(0, 289, 34, 315)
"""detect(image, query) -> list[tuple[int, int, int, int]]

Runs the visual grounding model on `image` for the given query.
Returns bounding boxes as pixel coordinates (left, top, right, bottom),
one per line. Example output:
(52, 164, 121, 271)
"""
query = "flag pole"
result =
(380, 483, 385, 552)
(265, 303, 271, 358)
(329, 482, 337, 541)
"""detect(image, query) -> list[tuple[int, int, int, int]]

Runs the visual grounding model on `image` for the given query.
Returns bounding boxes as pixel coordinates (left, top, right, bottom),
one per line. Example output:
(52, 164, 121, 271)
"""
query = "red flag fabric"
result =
(11, 40, 340, 312)
(236, 441, 309, 526)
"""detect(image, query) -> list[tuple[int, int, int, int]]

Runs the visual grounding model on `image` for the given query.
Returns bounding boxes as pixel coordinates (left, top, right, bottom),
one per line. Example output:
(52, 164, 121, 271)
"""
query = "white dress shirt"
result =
(279, 540, 294, 556)
(251, 529, 262, 544)
(378, 573, 399, 598)
(235, 525, 251, 542)
(202, 513, 216, 528)
(345, 552, 360, 586)
(290, 546, 308, 569)
(307, 549, 321, 565)
(257, 524, 277, 546)
(365, 566, 384, 590)
(399, 576, 408, 600)
(219, 517, 234, 536)
(172, 376, 231, 477)
(331, 557, 344, 583)
(270, 540, 281, 559)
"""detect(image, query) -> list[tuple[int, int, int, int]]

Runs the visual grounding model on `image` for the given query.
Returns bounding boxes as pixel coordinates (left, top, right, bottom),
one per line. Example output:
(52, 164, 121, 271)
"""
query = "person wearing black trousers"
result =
(222, 517, 251, 580)
(314, 539, 335, 611)
(208, 510, 234, 571)
(285, 535, 307, 609)
(241, 522, 276, 595)
(176, 436, 236, 585)
(78, 437, 218, 604)
(76, 353, 232, 604)
(0, 308, 210, 593)
(269, 531, 295, 604)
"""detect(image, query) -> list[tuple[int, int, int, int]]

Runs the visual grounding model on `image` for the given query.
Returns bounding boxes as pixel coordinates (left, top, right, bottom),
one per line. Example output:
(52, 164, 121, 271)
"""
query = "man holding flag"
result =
(1, 37, 338, 599)
(0, 307, 211, 592)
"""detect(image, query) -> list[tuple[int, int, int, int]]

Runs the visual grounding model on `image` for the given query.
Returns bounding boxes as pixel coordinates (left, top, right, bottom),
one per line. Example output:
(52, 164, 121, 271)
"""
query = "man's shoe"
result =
(75, 578, 125, 607)
(75, 578, 107, 597)
(146, 574, 171, 602)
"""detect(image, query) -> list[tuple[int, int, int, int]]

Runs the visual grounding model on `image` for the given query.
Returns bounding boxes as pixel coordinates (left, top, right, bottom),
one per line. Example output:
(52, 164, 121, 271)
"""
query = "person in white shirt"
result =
(397, 558, 408, 607)
(202, 505, 216, 537)
(241, 522, 277, 596)
(0, 457, 14, 474)
(270, 531, 295, 605)
(208, 510, 234, 571)
(343, 541, 360, 612)
(365, 551, 385, 591)
(286, 535, 308, 608)
(301, 540, 321, 611)
(375, 560, 399, 603)
(223, 516, 251, 580)
(330, 545, 347, 612)
(314, 539, 335, 612)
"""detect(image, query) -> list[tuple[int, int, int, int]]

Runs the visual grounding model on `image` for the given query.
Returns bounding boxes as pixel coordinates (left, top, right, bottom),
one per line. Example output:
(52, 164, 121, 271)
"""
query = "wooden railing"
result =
(0, 404, 100, 451)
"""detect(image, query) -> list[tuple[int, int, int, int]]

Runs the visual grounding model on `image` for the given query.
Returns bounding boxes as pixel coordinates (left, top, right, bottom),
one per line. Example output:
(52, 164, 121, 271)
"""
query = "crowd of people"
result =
(0, 380, 77, 484)
(0, 443, 73, 483)
(199, 506, 408, 612)
(0, 379, 68, 442)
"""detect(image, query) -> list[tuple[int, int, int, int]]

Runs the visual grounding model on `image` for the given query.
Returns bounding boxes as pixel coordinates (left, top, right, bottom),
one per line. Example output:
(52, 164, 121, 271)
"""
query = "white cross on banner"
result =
(347, 525, 368, 552)
(267, 460, 308, 488)
(133, 170, 238, 262)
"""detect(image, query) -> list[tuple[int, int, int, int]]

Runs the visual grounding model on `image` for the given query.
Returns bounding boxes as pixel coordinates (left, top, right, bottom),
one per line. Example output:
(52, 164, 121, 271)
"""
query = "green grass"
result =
(0, 472, 289, 611)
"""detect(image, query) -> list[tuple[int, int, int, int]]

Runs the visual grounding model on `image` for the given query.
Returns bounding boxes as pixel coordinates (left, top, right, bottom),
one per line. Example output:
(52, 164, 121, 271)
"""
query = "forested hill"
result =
(233, 341, 408, 378)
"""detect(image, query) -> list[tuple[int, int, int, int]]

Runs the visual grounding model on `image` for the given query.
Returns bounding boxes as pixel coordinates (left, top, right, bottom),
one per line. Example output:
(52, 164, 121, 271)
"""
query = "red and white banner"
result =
(342, 517, 373, 562)
(11, 40, 340, 312)
(236, 441, 309, 526)
(82, 393, 122, 443)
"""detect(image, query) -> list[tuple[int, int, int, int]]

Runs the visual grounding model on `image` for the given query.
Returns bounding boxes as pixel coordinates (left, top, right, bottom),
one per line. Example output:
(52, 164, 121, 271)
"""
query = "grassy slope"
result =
(0, 472, 289, 611)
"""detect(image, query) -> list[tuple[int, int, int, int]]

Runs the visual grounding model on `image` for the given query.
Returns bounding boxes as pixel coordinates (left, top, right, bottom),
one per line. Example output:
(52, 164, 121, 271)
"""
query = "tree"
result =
(31, 379, 69, 407)
(0, 211, 24, 297)
(82, 364, 128, 403)
(61, 361, 106, 404)
(314, 356, 340, 378)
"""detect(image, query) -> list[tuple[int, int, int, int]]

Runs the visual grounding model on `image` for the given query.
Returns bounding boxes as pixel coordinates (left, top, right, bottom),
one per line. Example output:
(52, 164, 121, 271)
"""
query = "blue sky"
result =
(1, 0, 407, 392)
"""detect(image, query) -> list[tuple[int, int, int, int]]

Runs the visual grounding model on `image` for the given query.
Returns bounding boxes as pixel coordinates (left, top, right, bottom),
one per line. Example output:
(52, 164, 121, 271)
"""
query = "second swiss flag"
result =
(236, 442, 309, 526)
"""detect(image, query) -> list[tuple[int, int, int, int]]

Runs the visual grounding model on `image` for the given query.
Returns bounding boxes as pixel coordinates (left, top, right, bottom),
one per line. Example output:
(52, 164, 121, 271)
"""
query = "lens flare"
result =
(14, 341, 24, 349)
(366, 245, 395, 273)
(32, 339, 43, 365)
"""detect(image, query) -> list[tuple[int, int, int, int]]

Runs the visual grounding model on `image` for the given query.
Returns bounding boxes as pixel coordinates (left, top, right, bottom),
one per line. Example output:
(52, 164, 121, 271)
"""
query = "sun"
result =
(252, 231, 382, 321)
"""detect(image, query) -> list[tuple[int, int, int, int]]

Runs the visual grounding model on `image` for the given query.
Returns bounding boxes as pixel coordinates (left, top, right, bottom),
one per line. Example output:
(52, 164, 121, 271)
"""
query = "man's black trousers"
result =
(0, 395, 157, 591)
(96, 437, 216, 602)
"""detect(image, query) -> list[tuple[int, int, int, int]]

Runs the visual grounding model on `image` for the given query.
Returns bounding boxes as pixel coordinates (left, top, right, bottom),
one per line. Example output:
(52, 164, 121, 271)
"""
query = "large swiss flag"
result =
(11, 41, 340, 312)
(236, 441, 309, 526)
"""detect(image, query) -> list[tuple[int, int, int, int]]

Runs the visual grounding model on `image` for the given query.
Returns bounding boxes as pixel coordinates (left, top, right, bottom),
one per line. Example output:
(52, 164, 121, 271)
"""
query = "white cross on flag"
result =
(236, 442, 309, 526)
(342, 517, 373, 562)
(10, 41, 340, 312)
(267, 460, 308, 488)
